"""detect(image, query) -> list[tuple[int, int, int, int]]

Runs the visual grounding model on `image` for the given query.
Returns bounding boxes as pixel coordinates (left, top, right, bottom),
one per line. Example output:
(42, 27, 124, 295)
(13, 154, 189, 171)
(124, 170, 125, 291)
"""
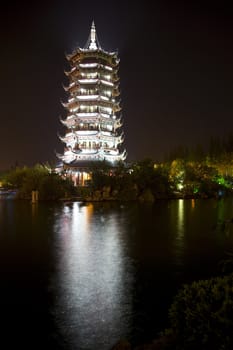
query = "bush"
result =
(166, 274, 233, 350)
(2, 165, 76, 200)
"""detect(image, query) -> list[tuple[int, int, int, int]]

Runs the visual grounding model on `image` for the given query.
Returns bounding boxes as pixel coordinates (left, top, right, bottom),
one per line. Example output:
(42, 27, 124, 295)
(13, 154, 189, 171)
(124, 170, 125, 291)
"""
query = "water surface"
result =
(1, 198, 233, 349)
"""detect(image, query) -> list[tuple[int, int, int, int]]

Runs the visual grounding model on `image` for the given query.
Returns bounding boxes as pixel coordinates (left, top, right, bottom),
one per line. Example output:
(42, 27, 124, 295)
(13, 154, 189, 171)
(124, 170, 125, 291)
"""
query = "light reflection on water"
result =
(48, 199, 233, 349)
(1, 199, 233, 349)
(52, 202, 134, 349)
(177, 199, 184, 239)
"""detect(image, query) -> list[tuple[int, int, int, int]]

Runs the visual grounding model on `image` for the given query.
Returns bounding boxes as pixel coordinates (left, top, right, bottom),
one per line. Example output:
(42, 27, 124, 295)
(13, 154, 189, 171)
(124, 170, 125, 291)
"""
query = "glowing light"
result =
(177, 183, 183, 190)
(79, 63, 98, 68)
(78, 79, 98, 84)
(100, 96, 109, 101)
(78, 95, 99, 100)
(104, 65, 113, 71)
(100, 113, 110, 118)
(101, 80, 114, 86)
(71, 107, 78, 112)
(77, 113, 98, 117)
(89, 21, 97, 50)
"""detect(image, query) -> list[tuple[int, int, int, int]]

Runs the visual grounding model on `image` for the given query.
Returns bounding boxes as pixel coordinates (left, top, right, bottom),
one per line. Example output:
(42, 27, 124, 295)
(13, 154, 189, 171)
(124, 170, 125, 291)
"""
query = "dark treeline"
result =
(0, 164, 76, 200)
(1, 132, 233, 201)
(165, 132, 233, 162)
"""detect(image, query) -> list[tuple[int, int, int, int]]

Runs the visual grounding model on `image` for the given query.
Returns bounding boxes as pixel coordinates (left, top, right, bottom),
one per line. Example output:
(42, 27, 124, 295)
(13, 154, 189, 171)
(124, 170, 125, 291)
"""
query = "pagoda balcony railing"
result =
(76, 130, 99, 136)
(77, 89, 98, 96)
(100, 127, 113, 132)
(78, 146, 101, 151)
(75, 126, 99, 131)
(78, 64, 115, 73)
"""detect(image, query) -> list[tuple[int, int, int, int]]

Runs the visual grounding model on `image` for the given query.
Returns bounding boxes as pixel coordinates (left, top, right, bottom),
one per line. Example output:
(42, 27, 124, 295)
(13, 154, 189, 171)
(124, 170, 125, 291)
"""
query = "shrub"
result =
(166, 274, 233, 350)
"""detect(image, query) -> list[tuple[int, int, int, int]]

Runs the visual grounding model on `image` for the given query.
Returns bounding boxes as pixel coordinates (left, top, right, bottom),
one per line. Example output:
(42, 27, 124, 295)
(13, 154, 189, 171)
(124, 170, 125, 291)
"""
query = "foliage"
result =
(165, 274, 233, 350)
(3, 153, 233, 201)
(87, 156, 233, 200)
(2, 164, 76, 200)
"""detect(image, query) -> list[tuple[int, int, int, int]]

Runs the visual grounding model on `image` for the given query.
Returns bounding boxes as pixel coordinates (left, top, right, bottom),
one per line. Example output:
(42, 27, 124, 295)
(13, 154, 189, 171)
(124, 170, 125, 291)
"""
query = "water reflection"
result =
(1, 199, 233, 349)
(191, 198, 195, 209)
(52, 202, 133, 350)
(173, 199, 185, 271)
(177, 199, 184, 238)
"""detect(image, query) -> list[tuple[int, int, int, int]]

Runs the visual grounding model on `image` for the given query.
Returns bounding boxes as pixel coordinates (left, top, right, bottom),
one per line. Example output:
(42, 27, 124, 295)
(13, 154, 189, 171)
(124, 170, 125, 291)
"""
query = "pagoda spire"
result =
(89, 21, 97, 49)
(84, 21, 101, 50)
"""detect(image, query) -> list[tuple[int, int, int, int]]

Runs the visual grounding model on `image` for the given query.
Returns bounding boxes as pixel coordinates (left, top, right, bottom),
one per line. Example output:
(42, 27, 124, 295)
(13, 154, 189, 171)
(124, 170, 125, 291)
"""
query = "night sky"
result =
(0, 0, 233, 170)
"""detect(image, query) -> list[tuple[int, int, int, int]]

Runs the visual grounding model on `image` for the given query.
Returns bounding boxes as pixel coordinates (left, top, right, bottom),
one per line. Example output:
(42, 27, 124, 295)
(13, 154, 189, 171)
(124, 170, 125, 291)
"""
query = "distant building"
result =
(56, 22, 126, 185)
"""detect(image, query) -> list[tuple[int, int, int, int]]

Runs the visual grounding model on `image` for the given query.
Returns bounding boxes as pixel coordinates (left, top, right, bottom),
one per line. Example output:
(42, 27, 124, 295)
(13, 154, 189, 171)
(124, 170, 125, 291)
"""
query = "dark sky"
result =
(0, 0, 233, 169)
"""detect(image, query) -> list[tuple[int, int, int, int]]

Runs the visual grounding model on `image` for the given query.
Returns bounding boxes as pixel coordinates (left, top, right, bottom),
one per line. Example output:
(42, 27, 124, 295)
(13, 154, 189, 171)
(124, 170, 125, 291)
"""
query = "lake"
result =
(1, 198, 233, 349)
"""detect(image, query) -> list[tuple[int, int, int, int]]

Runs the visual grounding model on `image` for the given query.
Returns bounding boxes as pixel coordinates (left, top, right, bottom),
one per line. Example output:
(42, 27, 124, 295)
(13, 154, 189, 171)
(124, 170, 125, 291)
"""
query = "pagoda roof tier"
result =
(64, 60, 118, 77)
(67, 51, 120, 68)
(61, 147, 126, 166)
(63, 83, 79, 93)
(62, 115, 118, 128)
(76, 69, 118, 79)
(65, 78, 119, 90)
(77, 94, 99, 101)
(78, 63, 117, 73)
(115, 117, 123, 129)
(64, 67, 77, 76)
(66, 49, 118, 65)
(77, 78, 115, 87)
(99, 130, 117, 137)
(74, 112, 112, 119)
(59, 115, 75, 127)
(62, 98, 120, 111)
(58, 131, 77, 144)
(102, 148, 119, 156)
(56, 152, 67, 161)
(61, 99, 78, 110)
(64, 84, 114, 95)
(74, 132, 117, 141)
(112, 88, 120, 97)
(74, 87, 113, 97)
(101, 150, 127, 162)
(77, 96, 120, 110)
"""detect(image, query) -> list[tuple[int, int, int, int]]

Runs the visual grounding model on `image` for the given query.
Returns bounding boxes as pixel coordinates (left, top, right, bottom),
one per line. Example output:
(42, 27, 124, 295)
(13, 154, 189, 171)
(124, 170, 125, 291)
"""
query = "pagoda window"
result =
(86, 73, 97, 79)
(105, 91, 111, 97)
(83, 142, 86, 149)
(89, 123, 95, 130)
(104, 75, 111, 81)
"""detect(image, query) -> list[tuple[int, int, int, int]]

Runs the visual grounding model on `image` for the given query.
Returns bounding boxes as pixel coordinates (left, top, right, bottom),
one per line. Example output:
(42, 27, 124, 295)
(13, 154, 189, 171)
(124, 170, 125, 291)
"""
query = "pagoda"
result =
(57, 22, 126, 185)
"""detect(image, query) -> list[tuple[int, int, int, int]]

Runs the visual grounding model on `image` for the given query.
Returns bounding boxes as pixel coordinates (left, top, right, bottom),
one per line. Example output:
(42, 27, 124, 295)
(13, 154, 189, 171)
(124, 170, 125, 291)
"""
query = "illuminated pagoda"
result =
(57, 21, 126, 185)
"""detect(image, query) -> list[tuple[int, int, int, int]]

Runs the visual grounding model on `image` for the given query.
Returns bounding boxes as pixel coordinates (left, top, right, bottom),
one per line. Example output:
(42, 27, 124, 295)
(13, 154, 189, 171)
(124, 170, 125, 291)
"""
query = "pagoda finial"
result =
(84, 20, 101, 50)
(89, 20, 97, 50)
